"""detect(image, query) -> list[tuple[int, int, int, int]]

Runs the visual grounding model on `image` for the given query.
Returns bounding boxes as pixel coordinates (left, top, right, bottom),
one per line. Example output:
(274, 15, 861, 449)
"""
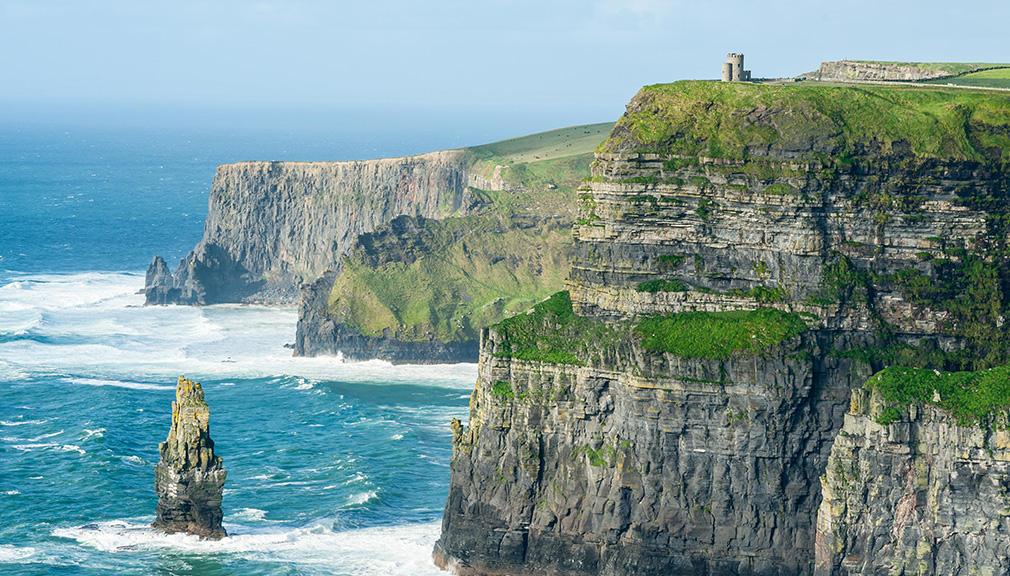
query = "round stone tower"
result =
(728, 53, 744, 82)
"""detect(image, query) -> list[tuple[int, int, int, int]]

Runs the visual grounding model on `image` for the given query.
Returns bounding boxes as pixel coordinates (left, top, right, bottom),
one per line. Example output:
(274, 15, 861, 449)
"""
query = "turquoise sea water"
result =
(0, 117, 482, 575)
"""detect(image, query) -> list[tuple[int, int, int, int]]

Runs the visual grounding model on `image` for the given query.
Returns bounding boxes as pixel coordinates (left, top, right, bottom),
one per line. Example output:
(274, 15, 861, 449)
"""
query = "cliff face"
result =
(146, 151, 470, 305)
(816, 61, 953, 83)
(436, 82, 1010, 575)
(436, 322, 870, 576)
(816, 379, 1010, 576)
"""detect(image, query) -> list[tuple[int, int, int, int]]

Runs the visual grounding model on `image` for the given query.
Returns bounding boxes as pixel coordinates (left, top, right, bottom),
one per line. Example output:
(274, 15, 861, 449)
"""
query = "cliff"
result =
(152, 376, 227, 540)
(816, 61, 1010, 83)
(294, 124, 612, 363)
(436, 81, 1010, 575)
(146, 150, 471, 305)
(816, 368, 1010, 575)
(147, 123, 613, 364)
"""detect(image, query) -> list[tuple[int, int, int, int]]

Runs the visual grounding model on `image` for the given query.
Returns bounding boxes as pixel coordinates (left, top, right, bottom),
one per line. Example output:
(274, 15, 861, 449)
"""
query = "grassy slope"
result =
(923, 67, 1010, 89)
(467, 122, 615, 165)
(600, 81, 1010, 163)
(327, 123, 614, 343)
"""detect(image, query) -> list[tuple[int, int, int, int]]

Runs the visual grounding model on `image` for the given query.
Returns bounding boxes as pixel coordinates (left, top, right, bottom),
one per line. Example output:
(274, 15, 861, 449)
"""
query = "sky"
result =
(1, 0, 1008, 141)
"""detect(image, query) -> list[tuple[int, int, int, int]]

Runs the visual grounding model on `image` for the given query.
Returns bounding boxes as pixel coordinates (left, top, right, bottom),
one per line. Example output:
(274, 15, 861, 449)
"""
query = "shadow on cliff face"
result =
(146, 244, 267, 306)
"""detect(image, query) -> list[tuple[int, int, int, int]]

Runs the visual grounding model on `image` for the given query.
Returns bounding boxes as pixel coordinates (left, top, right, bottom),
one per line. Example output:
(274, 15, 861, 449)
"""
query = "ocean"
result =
(0, 110, 505, 575)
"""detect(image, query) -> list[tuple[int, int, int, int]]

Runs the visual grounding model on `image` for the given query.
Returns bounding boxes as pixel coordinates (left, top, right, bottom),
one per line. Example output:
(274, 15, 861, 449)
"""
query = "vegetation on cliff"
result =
(599, 80, 1010, 163)
(326, 124, 613, 345)
(867, 365, 1010, 426)
(492, 291, 809, 364)
(635, 308, 808, 360)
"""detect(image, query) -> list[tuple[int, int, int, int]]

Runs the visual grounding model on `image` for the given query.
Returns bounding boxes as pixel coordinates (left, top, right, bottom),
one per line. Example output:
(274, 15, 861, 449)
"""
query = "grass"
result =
(329, 213, 571, 343)
(598, 81, 1010, 164)
(493, 291, 619, 365)
(467, 122, 615, 166)
(868, 365, 1010, 426)
(634, 308, 808, 360)
(922, 68, 1010, 89)
(636, 279, 688, 293)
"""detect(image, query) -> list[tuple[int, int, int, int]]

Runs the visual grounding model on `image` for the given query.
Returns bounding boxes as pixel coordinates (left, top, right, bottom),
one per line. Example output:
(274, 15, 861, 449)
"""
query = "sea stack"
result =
(152, 376, 227, 539)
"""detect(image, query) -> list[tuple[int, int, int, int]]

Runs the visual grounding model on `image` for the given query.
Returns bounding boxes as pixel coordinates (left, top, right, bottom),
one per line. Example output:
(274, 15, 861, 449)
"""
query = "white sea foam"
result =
(81, 428, 105, 440)
(28, 430, 64, 441)
(55, 519, 447, 575)
(1, 419, 47, 426)
(343, 490, 379, 507)
(232, 508, 269, 522)
(3, 491, 20, 495)
(0, 272, 477, 388)
(0, 544, 35, 562)
(11, 443, 85, 455)
(68, 377, 174, 391)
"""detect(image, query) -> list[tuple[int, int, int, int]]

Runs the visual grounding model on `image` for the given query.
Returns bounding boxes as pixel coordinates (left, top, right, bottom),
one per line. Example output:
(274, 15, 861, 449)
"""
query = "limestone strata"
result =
(815, 387, 1010, 575)
(436, 328, 871, 575)
(570, 152, 988, 337)
(146, 151, 470, 305)
(152, 376, 227, 540)
(816, 61, 951, 83)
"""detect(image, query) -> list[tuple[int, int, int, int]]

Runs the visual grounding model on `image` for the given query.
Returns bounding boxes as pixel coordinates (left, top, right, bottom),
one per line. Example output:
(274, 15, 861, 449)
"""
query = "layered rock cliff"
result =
(146, 151, 470, 305)
(436, 81, 1010, 575)
(816, 368, 1010, 575)
(152, 376, 227, 540)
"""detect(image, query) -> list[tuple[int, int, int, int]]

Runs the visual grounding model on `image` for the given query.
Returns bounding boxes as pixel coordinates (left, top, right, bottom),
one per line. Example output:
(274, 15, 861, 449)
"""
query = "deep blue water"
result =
(0, 114, 488, 575)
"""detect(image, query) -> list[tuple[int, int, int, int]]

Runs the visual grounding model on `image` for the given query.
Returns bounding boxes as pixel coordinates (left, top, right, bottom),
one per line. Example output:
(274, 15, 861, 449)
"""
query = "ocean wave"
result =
(0, 419, 47, 426)
(68, 378, 175, 391)
(0, 544, 35, 563)
(11, 443, 86, 455)
(54, 519, 447, 575)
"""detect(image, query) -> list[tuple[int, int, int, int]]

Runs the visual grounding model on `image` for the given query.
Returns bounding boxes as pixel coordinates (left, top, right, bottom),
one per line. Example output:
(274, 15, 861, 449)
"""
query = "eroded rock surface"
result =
(816, 385, 1010, 575)
(152, 376, 227, 540)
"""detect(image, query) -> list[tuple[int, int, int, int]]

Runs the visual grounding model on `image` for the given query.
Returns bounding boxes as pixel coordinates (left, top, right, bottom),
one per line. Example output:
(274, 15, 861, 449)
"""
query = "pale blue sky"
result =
(1, 0, 1007, 134)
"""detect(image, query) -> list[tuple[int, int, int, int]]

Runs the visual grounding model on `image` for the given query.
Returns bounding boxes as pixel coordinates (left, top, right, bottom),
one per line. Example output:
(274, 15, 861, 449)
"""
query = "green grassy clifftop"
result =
(600, 81, 1010, 163)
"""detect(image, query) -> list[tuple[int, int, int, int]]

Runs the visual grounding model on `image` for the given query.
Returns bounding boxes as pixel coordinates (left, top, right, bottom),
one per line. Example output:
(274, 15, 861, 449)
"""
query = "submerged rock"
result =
(152, 376, 227, 540)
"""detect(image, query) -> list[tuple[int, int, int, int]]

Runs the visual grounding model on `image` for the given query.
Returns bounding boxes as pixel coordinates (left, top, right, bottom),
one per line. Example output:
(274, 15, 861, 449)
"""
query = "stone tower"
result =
(721, 53, 751, 82)
(728, 53, 744, 81)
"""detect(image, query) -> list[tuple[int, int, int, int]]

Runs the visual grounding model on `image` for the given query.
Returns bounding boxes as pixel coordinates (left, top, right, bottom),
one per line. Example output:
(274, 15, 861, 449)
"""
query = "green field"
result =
(600, 81, 1010, 163)
(923, 67, 1010, 89)
(467, 122, 615, 165)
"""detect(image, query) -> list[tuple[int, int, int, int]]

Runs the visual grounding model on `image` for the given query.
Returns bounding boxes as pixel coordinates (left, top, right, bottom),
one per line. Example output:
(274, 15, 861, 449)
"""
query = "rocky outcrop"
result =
(146, 151, 471, 305)
(296, 270, 480, 364)
(152, 376, 227, 540)
(816, 61, 952, 83)
(436, 81, 1010, 575)
(815, 383, 1010, 575)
